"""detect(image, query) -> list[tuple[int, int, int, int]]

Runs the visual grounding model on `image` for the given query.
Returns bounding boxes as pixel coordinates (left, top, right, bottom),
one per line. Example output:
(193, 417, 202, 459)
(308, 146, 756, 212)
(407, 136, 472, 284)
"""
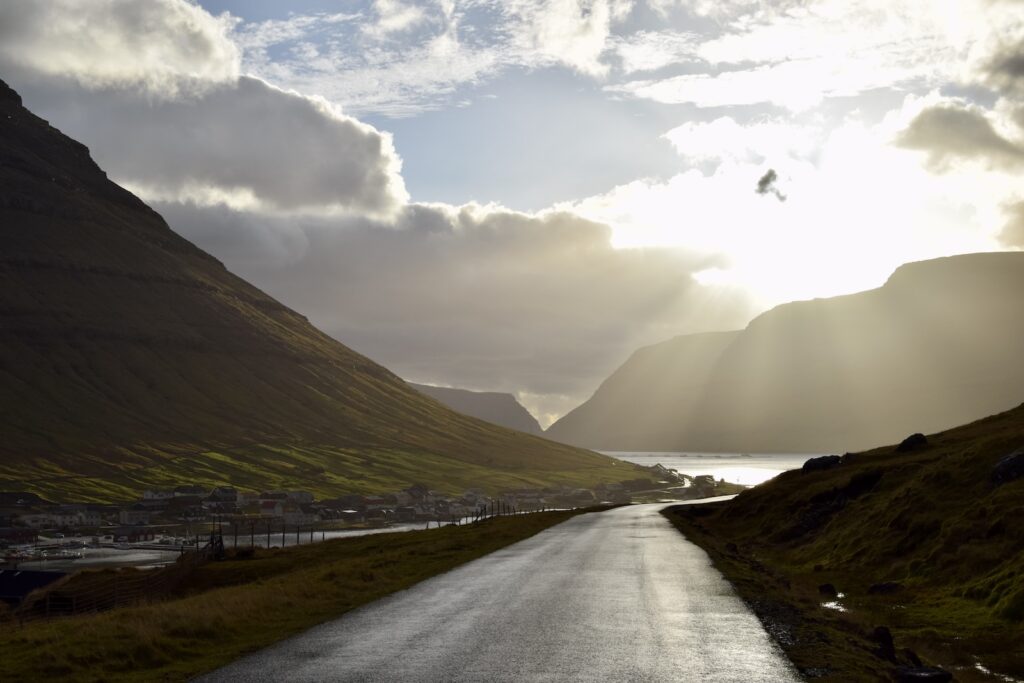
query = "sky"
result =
(1, 0, 1023, 426)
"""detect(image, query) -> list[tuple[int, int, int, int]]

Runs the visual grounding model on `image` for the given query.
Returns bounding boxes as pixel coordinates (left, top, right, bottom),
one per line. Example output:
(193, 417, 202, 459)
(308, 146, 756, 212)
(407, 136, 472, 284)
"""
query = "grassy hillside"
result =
(0, 78, 640, 501)
(667, 403, 1024, 680)
(549, 253, 1024, 453)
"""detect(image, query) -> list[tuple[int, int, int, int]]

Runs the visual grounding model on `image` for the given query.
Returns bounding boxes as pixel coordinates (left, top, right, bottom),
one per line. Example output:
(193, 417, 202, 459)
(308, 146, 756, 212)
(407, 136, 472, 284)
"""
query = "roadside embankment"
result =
(664, 403, 1024, 682)
(0, 508, 606, 682)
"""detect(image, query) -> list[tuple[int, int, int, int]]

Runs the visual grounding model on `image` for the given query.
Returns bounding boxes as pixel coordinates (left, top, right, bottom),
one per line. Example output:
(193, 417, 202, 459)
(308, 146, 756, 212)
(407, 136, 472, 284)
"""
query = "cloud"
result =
(157, 200, 753, 415)
(506, 0, 634, 78)
(0, 0, 408, 218)
(610, 30, 700, 74)
(0, 0, 239, 96)
(897, 103, 1024, 170)
(13, 77, 408, 217)
(664, 117, 819, 163)
(365, 0, 428, 37)
(566, 117, 1005, 305)
(983, 44, 1024, 95)
(755, 169, 786, 202)
(999, 202, 1024, 248)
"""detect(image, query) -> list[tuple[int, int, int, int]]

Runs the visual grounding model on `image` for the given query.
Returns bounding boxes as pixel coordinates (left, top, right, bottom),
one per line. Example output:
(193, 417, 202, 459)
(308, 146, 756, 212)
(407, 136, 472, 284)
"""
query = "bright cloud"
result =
(0, 0, 239, 96)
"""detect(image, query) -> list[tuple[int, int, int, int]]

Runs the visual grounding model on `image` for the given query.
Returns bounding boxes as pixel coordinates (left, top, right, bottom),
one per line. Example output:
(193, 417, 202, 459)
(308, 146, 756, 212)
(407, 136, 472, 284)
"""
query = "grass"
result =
(0, 508, 605, 681)
(664, 402, 1024, 681)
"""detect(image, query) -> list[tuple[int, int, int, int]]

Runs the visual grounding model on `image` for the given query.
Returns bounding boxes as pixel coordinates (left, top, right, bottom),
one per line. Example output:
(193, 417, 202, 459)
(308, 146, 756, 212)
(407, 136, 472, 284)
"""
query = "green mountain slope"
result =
(0, 79, 638, 501)
(667, 403, 1024, 680)
(408, 383, 544, 435)
(548, 253, 1024, 453)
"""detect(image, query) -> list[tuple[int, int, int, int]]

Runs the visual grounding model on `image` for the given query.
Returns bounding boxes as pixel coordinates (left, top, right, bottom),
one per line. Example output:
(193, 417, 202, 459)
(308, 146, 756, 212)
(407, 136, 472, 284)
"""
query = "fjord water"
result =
(606, 452, 818, 486)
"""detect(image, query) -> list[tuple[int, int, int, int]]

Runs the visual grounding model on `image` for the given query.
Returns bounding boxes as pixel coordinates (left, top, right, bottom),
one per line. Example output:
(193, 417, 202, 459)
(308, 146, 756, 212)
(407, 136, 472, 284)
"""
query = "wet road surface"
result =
(200, 504, 799, 682)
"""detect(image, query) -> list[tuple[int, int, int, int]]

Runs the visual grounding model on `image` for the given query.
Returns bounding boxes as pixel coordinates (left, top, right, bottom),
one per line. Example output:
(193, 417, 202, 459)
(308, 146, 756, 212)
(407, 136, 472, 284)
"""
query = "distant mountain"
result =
(0, 78, 636, 501)
(546, 331, 740, 450)
(547, 252, 1024, 453)
(408, 384, 543, 435)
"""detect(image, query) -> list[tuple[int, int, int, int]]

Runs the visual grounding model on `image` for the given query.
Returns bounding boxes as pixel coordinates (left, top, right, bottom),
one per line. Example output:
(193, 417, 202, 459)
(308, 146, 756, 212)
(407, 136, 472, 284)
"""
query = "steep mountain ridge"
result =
(548, 252, 1024, 453)
(0, 78, 635, 501)
(408, 384, 544, 435)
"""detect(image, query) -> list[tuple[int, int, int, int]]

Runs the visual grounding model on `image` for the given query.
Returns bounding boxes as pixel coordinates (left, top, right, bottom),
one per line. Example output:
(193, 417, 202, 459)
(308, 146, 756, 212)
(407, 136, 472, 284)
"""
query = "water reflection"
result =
(604, 451, 818, 486)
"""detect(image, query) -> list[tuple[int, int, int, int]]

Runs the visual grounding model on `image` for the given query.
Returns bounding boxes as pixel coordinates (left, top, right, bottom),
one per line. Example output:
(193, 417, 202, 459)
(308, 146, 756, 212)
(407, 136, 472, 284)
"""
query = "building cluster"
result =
(0, 480, 643, 546)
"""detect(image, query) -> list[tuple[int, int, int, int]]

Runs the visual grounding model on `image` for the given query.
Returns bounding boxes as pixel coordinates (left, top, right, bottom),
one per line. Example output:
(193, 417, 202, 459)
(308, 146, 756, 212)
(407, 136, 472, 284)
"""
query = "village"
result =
(0, 477, 690, 557)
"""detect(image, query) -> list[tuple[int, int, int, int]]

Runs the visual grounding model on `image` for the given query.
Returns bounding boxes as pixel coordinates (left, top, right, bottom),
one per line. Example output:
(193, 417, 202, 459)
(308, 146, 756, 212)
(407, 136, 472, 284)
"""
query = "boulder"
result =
(818, 583, 838, 597)
(803, 455, 842, 472)
(896, 433, 928, 452)
(992, 448, 1024, 487)
(872, 626, 896, 662)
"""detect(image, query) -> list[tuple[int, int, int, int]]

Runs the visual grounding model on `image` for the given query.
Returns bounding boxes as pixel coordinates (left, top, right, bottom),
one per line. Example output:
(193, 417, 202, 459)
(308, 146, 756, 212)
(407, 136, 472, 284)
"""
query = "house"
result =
(339, 509, 363, 523)
(259, 500, 284, 517)
(0, 527, 37, 545)
(285, 491, 314, 505)
(118, 504, 151, 526)
(395, 506, 417, 522)
(111, 527, 156, 543)
(174, 485, 208, 497)
(282, 503, 317, 526)
(17, 513, 57, 529)
(207, 487, 238, 504)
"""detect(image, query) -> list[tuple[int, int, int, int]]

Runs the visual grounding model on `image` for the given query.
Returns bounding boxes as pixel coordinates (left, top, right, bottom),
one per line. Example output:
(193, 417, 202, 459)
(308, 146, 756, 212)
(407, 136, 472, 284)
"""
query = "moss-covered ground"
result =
(665, 403, 1024, 681)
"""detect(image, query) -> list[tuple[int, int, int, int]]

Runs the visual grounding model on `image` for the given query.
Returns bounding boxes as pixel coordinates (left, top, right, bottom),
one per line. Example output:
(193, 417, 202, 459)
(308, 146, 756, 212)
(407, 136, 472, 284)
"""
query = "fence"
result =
(12, 536, 220, 623)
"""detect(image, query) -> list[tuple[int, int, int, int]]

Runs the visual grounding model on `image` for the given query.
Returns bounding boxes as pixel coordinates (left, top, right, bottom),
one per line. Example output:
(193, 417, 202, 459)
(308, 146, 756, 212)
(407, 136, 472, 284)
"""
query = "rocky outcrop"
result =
(991, 448, 1024, 487)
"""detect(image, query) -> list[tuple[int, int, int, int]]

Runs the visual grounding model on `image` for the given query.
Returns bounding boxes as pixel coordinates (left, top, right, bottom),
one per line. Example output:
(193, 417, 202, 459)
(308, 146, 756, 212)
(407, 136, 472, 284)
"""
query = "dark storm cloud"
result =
(157, 201, 754, 401)
(755, 169, 786, 202)
(984, 42, 1024, 95)
(897, 104, 1024, 170)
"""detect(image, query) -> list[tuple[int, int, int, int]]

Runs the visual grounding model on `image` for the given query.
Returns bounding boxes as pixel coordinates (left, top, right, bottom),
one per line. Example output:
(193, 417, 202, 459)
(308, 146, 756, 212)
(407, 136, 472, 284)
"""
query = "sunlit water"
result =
(605, 451, 820, 486)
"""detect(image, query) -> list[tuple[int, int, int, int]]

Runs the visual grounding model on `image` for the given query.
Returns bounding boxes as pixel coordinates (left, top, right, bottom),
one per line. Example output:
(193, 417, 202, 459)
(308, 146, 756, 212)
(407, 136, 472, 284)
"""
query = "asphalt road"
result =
(200, 504, 799, 682)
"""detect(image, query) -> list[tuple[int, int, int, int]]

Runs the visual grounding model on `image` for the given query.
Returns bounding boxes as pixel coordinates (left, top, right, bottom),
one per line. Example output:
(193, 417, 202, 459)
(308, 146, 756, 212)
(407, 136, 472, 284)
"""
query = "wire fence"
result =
(12, 539, 218, 623)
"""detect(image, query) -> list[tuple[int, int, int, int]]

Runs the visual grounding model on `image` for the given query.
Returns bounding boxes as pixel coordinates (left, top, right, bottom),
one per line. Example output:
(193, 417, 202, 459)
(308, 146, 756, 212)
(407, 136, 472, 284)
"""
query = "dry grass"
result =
(0, 509, 598, 682)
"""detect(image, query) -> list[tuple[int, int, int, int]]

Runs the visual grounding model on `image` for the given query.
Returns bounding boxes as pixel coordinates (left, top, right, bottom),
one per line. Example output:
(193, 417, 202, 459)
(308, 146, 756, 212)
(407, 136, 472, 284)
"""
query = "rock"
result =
(992, 448, 1024, 487)
(896, 433, 928, 452)
(818, 583, 838, 597)
(803, 455, 842, 472)
(893, 666, 952, 682)
(902, 649, 922, 667)
(872, 626, 896, 662)
(868, 581, 904, 595)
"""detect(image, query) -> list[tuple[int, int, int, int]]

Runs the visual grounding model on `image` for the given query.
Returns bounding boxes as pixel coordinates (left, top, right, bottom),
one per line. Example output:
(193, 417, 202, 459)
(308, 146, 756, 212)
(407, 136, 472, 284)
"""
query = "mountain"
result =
(0, 79, 637, 501)
(408, 384, 543, 435)
(666, 403, 1024, 679)
(545, 331, 740, 451)
(547, 252, 1024, 453)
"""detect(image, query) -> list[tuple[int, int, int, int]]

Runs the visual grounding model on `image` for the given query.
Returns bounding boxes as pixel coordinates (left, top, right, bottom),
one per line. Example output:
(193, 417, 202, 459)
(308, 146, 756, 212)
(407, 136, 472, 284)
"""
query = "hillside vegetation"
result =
(0, 79, 638, 501)
(548, 252, 1024, 452)
(667, 403, 1024, 680)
